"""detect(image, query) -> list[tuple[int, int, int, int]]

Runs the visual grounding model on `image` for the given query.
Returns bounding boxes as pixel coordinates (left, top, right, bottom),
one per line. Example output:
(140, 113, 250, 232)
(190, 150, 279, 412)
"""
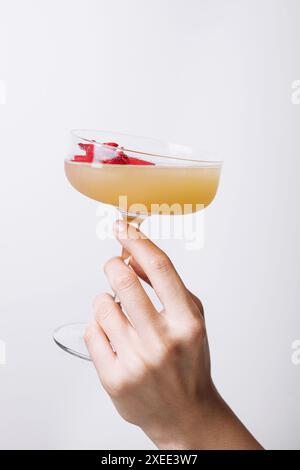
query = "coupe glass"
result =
(53, 130, 222, 360)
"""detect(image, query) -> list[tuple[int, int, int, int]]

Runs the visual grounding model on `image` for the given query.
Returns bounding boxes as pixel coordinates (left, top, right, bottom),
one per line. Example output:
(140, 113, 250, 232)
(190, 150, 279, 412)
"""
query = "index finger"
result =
(113, 220, 195, 317)
(129, 256, 204, 317)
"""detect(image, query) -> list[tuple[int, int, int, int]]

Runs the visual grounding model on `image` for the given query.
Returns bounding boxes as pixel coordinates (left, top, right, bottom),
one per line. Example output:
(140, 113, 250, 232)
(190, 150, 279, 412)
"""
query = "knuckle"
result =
(184, 319, 206, 342)
(191, 295, 204, 314)
(107, 362, 147, 397)
(114, 271, 137, 292)
(171, 319, 205, 346)
(103, 256, 120, 273)
(107, 375, 134, 398)
(93, 292, 110, 307)
(149, 253, 172, 274)
(93, 294, 115, 322)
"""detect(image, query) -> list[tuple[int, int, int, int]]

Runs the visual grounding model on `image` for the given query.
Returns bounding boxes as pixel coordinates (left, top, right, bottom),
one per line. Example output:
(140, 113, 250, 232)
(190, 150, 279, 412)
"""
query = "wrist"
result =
(144, 384, 222, 450)
(144, 384, 262, 450)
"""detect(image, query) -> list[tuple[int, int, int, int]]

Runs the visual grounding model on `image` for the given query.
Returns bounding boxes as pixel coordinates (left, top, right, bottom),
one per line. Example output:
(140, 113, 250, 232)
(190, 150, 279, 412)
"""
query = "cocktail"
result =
(53, 130, 222, 359)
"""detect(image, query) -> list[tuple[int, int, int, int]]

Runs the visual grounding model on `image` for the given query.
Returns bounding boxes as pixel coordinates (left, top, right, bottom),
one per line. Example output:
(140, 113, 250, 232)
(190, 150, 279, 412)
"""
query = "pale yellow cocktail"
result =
(65, 160, 221, 217)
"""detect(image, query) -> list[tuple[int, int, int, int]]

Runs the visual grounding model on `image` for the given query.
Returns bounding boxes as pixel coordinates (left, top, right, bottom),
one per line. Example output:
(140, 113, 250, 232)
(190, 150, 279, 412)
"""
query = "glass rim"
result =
(70, 129, 223, 166)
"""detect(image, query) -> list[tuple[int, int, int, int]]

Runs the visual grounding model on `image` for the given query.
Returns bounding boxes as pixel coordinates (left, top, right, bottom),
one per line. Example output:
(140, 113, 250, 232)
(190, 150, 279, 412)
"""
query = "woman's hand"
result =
(85, 220, 262, 450)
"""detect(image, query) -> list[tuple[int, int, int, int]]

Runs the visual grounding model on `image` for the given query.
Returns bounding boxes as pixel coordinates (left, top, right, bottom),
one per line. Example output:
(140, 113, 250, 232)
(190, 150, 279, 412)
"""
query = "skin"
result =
(84, 220, 263, 450)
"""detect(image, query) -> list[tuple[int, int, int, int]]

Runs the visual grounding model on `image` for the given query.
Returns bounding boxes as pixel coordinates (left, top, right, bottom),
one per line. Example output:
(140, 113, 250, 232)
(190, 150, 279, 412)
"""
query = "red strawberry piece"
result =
(102, 149, 127, 164)
(102, 152, 155, 165)
(73, 143, 94, 163)
(116, 150, 128, 157)
(127, 156, 154, 165)
(102, 155, 129, 164)
(102, 147, 155, 165)
(72, 156, 91, 162)
(103, 142, 119, 148)
(117, 150, 154, 165)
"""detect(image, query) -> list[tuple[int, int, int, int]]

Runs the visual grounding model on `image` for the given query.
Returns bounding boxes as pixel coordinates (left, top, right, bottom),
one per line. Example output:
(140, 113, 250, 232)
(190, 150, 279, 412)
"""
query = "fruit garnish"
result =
(102, 156, 128, 164)
(73, 143, 94, 163)
(103, 142, 119, 148)
(102, 150, 129, 165)
(72, 156, 92, 162)
(72, 141, 154, 165)
(102, 150, 154, 165)
(127, 156, 154, 165)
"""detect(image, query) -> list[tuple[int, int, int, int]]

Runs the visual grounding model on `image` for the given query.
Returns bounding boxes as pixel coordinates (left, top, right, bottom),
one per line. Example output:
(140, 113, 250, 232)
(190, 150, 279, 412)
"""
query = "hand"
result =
(85, 220, 262, 450)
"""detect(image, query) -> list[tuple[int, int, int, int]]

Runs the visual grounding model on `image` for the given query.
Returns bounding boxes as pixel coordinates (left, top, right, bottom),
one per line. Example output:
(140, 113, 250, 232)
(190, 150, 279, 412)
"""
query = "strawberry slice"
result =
(73, 143, 94, 163)
(72, 141, 154, 165)
(72, 156, 92, 162)
(103, 156, 129, 164)
(103, 150, 128, 164)
(103, 150, 154, 165)
(127, 156, 154, 165)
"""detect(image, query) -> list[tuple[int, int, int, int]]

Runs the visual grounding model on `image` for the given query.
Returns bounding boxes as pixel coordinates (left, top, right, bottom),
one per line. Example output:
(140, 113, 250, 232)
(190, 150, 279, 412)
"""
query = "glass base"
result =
(53, 323, 91, 361)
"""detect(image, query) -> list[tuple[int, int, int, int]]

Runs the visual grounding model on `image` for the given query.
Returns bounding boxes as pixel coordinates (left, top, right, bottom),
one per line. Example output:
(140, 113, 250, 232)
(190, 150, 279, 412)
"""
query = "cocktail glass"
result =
(53, 130, 222, 360)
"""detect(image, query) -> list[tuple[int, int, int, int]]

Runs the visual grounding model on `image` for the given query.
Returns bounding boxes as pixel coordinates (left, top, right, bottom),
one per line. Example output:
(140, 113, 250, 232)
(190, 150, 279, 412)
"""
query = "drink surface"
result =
(65, 160, 221, 216)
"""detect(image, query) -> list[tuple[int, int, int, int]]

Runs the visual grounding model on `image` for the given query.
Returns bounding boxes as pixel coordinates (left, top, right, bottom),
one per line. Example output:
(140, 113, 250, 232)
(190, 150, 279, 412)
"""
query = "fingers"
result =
(130, 256, 204, 317)
(129, 257, 151, 286)
(104, 257, 158, 331)
(93, 293, 132, 354)
(113, 220, 195, 318)
(84, 320, 116, 381)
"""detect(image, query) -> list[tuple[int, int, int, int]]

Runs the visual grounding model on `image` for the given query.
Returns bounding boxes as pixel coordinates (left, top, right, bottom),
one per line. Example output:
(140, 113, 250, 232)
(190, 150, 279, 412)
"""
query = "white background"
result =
(0, 0, 300, 450)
